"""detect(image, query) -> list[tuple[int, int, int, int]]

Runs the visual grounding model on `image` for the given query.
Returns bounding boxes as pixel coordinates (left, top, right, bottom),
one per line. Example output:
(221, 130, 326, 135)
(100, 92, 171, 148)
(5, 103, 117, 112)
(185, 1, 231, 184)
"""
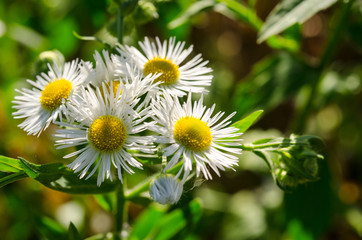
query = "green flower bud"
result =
(34, 50, 65, 75)
(133, 0, 158, 24)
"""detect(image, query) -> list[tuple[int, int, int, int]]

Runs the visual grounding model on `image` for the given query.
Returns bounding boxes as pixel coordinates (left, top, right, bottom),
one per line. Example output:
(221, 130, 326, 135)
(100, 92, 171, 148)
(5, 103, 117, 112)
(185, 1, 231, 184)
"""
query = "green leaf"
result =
(120, 0, 139, 15)
(19, 157, 40, 179)
(35, 163, 118, 194)
(215, 0, 262, 30)
(232, 52, 318, 116)
(258, 0, 338, 43)
(129, 206, 165, 240)
(85, 233, 114, 240)
(232, 110, 263, 133)
(253, 150, 272, 170)
(168, 0, 215, 29)
(0, 155, 23, 173)
(252, 138, 274, 145)
(94, 194, 115, 212)
(68, 222, 82, 240)
(36, 216, 67, 240)
(0, 172, 28, 188)
(14, 158, 117, 194)
(284, 160, 334, 238)
(153, 199, 202, 240)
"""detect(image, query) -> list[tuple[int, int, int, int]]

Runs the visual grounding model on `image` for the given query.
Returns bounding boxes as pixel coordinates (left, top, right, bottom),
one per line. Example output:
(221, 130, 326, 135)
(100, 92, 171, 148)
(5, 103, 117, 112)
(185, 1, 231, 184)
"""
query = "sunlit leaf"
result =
(215, 0, 262, 29)
(129, 206, 165, 240)
(258, 0, 338, 43)
(0, 155, 23, 173)
(153, 199, 202, 240)
(94, 194, 115, 212)
(232, 110, 263, 134)
(168, 0, 215, 29)
(12, 158, 117, 194)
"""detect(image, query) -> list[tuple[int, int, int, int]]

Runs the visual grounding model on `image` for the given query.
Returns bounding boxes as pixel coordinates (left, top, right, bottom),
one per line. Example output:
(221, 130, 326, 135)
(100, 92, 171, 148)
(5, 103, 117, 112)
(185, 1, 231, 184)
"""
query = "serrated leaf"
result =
(232, 110, 263, 133)
(258, 0, 338, 43)
(0, 155, 23, 173)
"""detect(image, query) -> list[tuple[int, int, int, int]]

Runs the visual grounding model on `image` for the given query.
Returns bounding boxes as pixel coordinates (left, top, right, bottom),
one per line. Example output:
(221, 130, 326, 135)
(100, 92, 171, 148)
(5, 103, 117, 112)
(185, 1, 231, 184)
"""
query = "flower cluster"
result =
(13, 37, 243, 204)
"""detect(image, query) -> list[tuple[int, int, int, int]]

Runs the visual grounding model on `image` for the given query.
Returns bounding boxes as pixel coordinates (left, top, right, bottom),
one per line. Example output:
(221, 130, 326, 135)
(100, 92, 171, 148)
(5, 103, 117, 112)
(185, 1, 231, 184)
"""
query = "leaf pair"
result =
(0, 156, 117, 194)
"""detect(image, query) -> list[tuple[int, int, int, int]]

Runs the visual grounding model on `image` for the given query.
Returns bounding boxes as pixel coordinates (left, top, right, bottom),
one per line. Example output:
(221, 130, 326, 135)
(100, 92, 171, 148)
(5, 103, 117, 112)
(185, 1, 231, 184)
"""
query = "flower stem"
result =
(294, 0, 354, 133)
(114, 179, 127, 239)
(241, 143, 282, 151)
(117, 5, 124, 44)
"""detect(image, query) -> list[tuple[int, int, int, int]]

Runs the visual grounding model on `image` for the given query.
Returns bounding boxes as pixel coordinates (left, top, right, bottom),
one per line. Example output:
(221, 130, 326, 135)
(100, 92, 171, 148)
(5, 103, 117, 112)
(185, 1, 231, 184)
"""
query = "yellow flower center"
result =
(143, 57, 180, 85)
(40, 79, 72, 111)
(88, 115, 127, 152)
(100, 81, 121, 98)
(174, 116, 212, 152)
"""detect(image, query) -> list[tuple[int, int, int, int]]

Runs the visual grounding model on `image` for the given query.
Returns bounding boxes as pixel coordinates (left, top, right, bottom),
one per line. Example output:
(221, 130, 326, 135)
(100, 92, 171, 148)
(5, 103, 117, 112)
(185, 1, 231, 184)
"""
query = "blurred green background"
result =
(1, 0, 362, 239)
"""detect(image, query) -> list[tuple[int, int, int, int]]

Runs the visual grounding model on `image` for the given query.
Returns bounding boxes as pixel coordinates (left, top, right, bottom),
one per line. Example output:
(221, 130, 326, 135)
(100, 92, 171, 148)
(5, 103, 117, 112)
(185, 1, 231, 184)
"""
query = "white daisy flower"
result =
(149, 92, 242, 180)
(86, 50, 160, 107)
(12, 60, 88, 136)
(55, 85, 155, 186)
(150, 174, 183, 205)
(85, 50, 119, 88)
(118, 37, 213, 96)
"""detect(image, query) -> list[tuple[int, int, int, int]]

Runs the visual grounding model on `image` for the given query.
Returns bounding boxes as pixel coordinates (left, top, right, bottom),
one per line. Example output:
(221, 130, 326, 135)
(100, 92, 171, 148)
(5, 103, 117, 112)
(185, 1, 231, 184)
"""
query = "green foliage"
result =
(232, 52, 317, 117)
(232, 110, 263, 134)
(258, 0, 338, 43)
(68, 222, 82, 240)
(242, 135, 325, 190)
(0, 156, 117, 194)
(129, 199, 202, 240)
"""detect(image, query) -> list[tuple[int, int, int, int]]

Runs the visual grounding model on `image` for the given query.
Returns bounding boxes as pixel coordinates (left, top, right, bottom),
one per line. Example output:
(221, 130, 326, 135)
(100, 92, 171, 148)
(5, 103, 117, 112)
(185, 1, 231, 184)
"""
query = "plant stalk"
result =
(114, 178, 127, 239)
(117, 5, 124, 44)
(294, 0, 354, 133)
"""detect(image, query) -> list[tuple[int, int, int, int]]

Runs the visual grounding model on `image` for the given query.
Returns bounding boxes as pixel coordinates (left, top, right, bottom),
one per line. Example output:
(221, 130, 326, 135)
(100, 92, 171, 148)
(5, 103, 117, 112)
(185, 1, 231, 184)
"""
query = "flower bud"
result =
(150, 175, 183, 205)
(134, 0, 158, 24)
(35, 50, 65, 75)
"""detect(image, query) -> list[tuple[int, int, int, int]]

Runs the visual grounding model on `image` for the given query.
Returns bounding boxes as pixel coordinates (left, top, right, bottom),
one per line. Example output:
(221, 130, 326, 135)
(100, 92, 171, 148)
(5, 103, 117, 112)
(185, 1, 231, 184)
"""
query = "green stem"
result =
(126, 177, 151, 200)
(117, 5, 124, 44)
(294, 0, 354, 133)
(114, 179, 127, 240)
(241, 143, 282, 151)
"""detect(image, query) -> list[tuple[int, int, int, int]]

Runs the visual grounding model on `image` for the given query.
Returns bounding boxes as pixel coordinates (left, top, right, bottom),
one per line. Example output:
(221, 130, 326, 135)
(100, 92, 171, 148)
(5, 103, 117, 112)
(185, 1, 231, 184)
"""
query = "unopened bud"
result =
(35, 50, 65, 75)
(150, 175, 183, 205)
